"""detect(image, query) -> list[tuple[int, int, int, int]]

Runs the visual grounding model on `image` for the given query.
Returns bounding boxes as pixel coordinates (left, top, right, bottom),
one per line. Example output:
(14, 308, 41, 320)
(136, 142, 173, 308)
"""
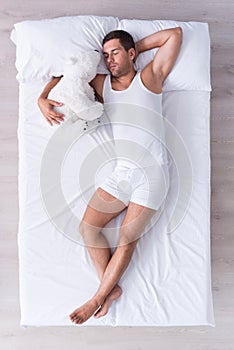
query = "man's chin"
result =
(110, 70, 121, 78)
(110, 72, 118, 77)
(108, 67, 120, 76)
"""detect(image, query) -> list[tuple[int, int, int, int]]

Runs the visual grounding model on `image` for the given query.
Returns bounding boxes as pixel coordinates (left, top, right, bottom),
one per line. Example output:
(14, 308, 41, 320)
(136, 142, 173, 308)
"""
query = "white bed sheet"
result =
(17, 79, 215, 327)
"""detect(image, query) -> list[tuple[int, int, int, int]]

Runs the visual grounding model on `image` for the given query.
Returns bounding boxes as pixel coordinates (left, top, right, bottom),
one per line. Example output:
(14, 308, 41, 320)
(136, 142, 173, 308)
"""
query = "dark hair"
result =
(102, 30, 135, 52)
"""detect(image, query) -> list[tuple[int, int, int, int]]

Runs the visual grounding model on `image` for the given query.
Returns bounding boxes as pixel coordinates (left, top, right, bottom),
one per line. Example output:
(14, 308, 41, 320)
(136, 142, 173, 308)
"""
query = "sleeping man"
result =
(38, 27, 182, 324)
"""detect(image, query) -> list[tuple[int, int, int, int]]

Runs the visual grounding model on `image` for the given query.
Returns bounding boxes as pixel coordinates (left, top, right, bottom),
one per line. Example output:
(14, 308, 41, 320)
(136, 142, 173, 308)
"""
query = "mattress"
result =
(11, 15, 215, 327)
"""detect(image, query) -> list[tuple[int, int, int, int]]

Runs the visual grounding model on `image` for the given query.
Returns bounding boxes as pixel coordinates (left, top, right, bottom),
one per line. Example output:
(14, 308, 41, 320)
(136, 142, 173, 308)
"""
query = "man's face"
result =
(102, 38, 135, 78)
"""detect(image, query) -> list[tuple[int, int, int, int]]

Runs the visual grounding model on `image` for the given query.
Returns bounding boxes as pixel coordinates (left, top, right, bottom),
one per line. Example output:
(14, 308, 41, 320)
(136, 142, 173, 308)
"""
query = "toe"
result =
(72, 315, 78, 322)
(74, 316, 80, 323)
(70, 313, 76, 319)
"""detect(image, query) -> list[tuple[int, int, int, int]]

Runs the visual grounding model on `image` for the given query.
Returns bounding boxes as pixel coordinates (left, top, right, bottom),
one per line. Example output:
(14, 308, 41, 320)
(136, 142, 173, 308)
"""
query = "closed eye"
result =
(103, 49, 119, 59)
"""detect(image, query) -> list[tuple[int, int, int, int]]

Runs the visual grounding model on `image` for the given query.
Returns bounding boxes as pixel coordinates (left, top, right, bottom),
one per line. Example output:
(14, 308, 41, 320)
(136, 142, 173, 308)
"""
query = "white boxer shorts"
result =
(97, 163, 170, 211)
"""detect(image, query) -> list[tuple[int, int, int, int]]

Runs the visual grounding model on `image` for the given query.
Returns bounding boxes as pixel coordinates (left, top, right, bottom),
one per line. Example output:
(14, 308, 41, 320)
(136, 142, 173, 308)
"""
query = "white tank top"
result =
(102, 70, 168, 169)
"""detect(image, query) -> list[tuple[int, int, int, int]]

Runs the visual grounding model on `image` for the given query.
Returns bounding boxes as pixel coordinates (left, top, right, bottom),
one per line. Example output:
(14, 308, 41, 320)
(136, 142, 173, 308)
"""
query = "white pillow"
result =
(119, 19, 211, 91)
(10, 16, 211, 91)
(10, 15, 119, 82)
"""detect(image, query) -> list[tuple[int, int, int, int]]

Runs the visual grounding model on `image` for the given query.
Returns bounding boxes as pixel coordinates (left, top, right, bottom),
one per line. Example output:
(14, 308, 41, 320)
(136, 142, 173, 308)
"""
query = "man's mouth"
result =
(109, 65, 116, 69)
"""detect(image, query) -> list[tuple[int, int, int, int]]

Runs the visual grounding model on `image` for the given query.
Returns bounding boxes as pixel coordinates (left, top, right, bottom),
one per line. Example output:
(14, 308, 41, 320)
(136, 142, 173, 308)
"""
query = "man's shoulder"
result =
(95, 73, 108, 80)
(90, 74, 108, 101)
(90, 73, 107, 87)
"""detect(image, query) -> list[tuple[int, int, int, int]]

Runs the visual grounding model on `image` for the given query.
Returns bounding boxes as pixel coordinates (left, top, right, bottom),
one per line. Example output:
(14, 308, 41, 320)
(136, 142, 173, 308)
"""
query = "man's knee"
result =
(78, 220, 105, 248)
(78, 221, 86, 237)
(78, 220, 101, 237)
(118, 226, 140, 249)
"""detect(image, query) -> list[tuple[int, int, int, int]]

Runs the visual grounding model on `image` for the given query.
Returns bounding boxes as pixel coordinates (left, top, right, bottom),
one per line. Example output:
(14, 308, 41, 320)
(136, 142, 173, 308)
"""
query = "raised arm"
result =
(136, 27, 182, 84)
(37, 76, 65, 126)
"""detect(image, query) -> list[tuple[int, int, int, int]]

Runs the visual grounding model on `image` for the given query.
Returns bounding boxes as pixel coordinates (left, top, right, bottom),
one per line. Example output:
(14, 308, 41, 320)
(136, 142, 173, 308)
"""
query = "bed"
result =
(10, 15, 215, 327)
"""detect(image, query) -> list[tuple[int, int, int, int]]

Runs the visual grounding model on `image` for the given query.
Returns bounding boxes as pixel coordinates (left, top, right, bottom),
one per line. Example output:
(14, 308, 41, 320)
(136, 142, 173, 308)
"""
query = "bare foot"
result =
(69, 298, 101, 324)
(93, 285, 122, 318)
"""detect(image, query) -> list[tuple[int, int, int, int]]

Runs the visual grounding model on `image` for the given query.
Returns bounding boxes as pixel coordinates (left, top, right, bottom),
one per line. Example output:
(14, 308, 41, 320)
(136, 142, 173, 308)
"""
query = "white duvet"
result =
(12, 15, 215, 327)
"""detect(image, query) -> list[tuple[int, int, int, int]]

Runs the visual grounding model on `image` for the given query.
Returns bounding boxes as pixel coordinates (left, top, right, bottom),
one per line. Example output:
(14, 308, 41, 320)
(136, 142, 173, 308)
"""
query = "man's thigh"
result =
(81, 187, 127, 231)
(118, 201, 157, 246)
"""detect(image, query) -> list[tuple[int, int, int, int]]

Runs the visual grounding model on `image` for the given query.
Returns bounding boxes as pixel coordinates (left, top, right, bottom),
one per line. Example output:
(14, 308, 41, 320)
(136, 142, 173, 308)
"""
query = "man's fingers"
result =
(49, 109, 65, 118)
(48, 112, 65, 124)
(49, 104, 65, 118)
(46, 118, 53, 126)
(48, 99, 64, 107)
(38, 97, 65, 126)
(51, 112, 65, 119)
(48, 114, 61, 124)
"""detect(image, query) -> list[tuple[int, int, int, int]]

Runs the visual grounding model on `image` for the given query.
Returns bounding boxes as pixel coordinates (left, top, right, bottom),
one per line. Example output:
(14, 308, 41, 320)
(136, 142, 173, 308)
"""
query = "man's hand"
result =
(37, 96, 65, 126)
(37, 76, 65, 126)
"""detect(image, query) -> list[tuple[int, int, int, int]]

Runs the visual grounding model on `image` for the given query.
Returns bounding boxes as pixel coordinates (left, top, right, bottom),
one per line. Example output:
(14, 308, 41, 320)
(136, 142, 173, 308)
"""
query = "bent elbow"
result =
(175, 27, 183, 46)
(176, 26, 183, 36)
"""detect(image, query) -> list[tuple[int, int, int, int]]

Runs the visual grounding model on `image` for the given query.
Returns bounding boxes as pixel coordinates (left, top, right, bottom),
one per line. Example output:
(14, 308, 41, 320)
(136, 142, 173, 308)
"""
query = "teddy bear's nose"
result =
(94, 49, 99, 52)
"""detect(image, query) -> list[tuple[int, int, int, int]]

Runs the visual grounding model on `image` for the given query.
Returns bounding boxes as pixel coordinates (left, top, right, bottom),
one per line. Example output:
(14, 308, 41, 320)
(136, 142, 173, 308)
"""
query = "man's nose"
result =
(107, 54, 114, 63)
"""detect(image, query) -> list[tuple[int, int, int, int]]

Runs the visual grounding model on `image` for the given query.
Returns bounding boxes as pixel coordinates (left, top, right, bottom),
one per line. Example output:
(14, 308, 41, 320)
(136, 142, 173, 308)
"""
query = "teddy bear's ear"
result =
(86, 50, 101, 67)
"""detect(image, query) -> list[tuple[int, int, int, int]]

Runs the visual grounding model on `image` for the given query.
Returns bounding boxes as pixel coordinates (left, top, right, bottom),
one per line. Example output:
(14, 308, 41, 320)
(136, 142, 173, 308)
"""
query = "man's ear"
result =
(129, 48, 136, 62)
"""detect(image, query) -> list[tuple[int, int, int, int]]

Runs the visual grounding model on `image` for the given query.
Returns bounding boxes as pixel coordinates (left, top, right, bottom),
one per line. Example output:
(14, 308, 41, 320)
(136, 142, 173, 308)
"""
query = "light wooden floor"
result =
(0, 1, 233, 349)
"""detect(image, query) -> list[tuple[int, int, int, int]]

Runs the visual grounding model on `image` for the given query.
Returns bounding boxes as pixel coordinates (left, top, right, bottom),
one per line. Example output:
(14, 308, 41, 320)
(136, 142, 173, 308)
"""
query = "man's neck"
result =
(111, 68, 137, 90)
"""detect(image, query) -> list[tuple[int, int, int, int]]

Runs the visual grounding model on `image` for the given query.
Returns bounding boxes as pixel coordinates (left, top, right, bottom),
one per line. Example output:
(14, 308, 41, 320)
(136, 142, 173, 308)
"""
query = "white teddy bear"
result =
(48, 50, 104, 124)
